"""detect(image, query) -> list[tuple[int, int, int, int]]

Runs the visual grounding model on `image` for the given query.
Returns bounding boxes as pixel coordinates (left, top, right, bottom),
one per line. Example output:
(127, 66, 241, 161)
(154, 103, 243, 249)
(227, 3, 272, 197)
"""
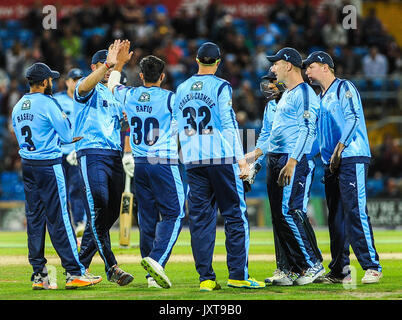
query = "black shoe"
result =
(108, 265, 134, 286)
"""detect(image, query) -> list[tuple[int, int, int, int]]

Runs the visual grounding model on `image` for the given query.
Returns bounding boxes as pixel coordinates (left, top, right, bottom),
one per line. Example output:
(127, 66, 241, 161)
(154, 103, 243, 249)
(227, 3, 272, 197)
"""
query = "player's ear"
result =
(90, 64, 96, 72)
(160, 73, 165, 83)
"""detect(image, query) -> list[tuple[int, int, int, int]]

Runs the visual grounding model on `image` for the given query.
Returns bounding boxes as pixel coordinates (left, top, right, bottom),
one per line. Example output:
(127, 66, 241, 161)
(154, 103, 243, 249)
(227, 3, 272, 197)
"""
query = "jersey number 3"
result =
(21, 126, 36, 151)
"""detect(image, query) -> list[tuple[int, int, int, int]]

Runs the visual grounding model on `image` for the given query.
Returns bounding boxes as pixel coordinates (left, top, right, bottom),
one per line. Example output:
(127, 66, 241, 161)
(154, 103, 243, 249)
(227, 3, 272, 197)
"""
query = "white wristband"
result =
(108, 70, 121, 92)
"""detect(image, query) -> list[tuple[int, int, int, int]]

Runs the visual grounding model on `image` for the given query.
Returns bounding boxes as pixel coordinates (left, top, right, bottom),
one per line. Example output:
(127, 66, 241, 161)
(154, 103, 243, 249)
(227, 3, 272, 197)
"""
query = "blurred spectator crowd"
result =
(0, 0, 401, 200)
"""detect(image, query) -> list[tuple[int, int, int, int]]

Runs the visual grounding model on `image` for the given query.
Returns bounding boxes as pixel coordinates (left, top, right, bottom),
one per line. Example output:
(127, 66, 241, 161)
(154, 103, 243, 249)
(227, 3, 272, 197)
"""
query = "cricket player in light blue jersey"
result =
(304, 51, 382, 284)
(74, 40, 134, 286)
(259, 47, 324, 286)
(174, 42, 265, 291)
(245, 69, 323, 285)
(12, 62, 99, 290)
(54, 68, 87, 237)
(107, 41, 185, 289)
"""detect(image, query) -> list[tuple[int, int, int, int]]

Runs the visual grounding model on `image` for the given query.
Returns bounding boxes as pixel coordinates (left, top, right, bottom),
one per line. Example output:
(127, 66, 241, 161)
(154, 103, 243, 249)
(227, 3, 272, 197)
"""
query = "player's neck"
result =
(67, 89, 74, 99)
(143, 82, 160, 88)
(320, 75, 336, 95)
(29, 87, 45, 94)
(285, 74, 304, 91)
(197, 66, 216, 75)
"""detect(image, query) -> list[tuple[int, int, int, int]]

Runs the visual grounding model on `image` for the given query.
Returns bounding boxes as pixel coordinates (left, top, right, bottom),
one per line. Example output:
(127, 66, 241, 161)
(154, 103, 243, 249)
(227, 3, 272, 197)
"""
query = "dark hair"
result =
(28, 79, 45, 87)
(198, 57, 218, 65)
(139, 55, 165, 83)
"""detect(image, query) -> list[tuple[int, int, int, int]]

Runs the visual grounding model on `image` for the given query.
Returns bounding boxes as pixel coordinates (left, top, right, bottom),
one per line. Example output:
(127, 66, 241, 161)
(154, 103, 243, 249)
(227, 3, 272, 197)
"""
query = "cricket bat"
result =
(119, 173, 133, 247)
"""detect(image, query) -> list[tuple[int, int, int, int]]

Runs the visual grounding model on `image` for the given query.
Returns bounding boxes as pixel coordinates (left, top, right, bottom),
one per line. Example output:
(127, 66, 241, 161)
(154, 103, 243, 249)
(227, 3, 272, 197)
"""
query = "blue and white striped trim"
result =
(232, 163, 250, 280)
(53, 164, 86, 275)
(158, 165, 186, 266)
(302, 159, 315, 213)
(80, 155, 109, 270)
(282, 168, 314, 268)
(356, 163, 381, 271)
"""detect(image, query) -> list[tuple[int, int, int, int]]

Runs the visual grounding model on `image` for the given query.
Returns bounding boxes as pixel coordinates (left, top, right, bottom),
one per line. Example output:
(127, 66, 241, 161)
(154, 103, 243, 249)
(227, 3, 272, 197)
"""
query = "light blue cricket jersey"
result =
(174, 74, 244, 165)
(266, 83, 319, 161)
(12, 93, 72, 160)
(318, 78, 371, 164)
(54, 91, 75, 155)
(113, 85, 178, 162)
(256, 98, 319, 163)
(74, 78, 123, 154)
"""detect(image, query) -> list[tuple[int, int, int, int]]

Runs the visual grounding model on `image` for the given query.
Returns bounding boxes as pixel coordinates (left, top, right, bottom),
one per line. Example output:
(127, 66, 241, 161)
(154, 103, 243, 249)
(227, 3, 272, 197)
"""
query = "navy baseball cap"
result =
(261, 69, 277, 81)
(197, 42, 221, 63)
(25, 62, 60, 82)
(66, 68, 84, 79)
(91, 49, 108, 65)
(267, 47, 303, 68)
(302, 51, 334, 69)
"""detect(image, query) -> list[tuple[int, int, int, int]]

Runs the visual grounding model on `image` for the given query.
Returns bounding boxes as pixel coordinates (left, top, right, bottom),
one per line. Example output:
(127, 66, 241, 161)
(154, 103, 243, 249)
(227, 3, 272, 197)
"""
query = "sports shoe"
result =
(227, 278, 265, 289)
(32, 267, 57, 290)
(108, 265, 134, 286)
(75, 221, 86, 238)
(272, 272, 300, 286)
(295, 263, 325, 286)
(141, 257, 171, 289)
(65, 273, 96, 289)
(265, 269, 287, 284)
(200, 280, 221, 292)
(361, 269, 383, 284)
(85, 269, 102, 284)
(148, 277, 162, 288)
(314, 272, 352, 284)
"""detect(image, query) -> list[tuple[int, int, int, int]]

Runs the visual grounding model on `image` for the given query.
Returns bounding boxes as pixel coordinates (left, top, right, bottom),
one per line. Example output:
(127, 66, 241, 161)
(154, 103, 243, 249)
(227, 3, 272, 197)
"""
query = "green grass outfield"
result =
(0, 228, 401, 301)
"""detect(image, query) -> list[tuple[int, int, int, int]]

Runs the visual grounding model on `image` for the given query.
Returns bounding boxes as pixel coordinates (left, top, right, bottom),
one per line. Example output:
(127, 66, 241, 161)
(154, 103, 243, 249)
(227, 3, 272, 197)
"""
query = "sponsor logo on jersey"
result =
(139, 92, 150, 102)
(22, 100, 31, 110)
(191, 81, 203, 91)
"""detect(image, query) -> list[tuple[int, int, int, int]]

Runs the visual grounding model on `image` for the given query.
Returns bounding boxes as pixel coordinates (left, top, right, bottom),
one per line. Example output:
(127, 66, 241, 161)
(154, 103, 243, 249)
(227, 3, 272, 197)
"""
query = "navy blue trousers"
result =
(324, 161, 381, 275)
(77, 152, 124, 276)
(134, 162, 185, 268)
(270, 158, 320, 272)
(186, 163, 250, 282)
(62, 155, 87, 226)
(266, 154, 319, 273)
(22, 159, 86, 277)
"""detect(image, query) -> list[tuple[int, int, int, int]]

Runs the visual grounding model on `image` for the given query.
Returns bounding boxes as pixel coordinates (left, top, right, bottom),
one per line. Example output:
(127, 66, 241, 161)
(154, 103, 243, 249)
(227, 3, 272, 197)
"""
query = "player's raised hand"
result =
(116, 40, 134, 66)
(106, 39, 123, 67)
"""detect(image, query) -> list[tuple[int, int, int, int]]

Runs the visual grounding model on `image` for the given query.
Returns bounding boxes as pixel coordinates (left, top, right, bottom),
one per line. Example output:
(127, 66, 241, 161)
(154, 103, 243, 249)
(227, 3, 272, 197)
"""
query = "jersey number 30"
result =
(131, 117, 159, 146)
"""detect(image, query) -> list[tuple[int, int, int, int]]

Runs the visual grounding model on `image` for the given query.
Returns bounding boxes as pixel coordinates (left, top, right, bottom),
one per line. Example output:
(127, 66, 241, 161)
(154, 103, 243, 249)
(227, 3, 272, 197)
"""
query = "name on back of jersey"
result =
(136, 105, 152, 113)
(16, 113, 34, 122)
(178, 92, 216, 110)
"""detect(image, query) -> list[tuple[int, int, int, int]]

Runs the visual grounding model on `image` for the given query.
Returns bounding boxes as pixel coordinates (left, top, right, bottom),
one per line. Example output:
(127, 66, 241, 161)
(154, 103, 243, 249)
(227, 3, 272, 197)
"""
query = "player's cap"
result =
(302, 51, 334, 69)
(197, 42, 221, 63)
(120, 70, 127, 86)
(261, 69, 277, 81)
(267, 47, 303, 68)
(91, 49, 108, 65)
(25, 62, 60, 82)
(66, 68, 84, 80)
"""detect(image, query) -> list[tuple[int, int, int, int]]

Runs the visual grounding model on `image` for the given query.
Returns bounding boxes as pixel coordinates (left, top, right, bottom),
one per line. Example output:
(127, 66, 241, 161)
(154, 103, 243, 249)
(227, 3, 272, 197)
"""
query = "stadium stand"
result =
(0, 0, 401, 205)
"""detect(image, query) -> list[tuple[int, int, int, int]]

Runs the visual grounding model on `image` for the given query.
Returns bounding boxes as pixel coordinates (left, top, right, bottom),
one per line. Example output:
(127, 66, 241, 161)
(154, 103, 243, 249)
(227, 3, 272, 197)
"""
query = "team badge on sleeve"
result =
(345, 90, 353, 98)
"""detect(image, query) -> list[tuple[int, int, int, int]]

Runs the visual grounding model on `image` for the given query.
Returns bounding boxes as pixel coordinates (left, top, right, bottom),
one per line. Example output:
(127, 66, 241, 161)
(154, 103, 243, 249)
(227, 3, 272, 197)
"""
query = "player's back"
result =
(175, 74, 241, 165)
(122, 85, 178, 162)
(12, 93, 72, 160)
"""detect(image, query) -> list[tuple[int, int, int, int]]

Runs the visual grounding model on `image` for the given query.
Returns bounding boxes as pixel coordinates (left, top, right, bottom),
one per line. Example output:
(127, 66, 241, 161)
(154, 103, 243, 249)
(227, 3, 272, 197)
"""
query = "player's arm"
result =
(245, 102, 272, 162)
(78, 39, 122, 97)
(218, 83, 249, 179)
(48, 100, 73, 144)
(330, 81, 359, 172)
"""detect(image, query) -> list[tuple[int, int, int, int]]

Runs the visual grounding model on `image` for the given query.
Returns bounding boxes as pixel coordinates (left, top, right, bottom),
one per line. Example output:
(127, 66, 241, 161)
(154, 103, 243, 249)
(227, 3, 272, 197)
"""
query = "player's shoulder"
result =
(336, 78, 360, 99)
